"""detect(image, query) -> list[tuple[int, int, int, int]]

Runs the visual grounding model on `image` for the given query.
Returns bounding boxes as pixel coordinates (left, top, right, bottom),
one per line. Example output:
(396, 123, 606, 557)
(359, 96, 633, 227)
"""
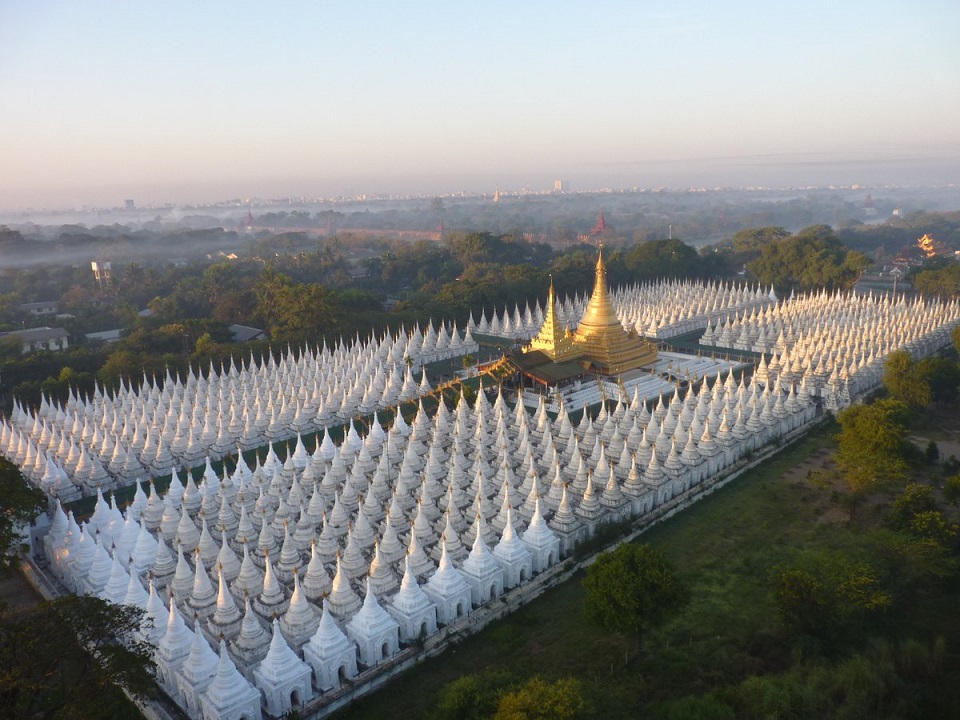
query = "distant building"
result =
(589, 209, 610, 236)
(0, 327, 69, 354)
(18, 301, 58, 316)
(576, 209, 614, 244)
(229, 324, 266, 343)
(84, 329, 124, 344)
(124, 199, 136, 210)
(346, 261, 369, 280)
(917, 233, 947, 258)
(554, 179, 568, 192)
(91, 261, 112, 292)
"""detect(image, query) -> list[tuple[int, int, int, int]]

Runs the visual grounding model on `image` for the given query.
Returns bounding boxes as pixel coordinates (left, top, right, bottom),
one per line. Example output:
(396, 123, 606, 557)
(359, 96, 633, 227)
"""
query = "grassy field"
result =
(334, 419, 960, 719)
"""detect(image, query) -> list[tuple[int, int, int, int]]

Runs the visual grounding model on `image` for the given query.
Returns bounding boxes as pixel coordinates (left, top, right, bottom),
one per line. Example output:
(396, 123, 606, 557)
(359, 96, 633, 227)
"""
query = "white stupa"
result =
(303, 598, 359, 693)
(253, 618, 313, 717)
(346, 578, 400, 668)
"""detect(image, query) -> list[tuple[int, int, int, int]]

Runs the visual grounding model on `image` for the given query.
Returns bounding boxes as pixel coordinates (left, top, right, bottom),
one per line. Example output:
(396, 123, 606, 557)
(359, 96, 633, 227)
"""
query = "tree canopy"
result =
(622, 238, 707, 280)
(913, 262, 960, 299)
(582, 542, 689, 656)
(835, 399, 912, 498)
(882, 350, 960, 410)
(883, 350, 932, 408)
(769, 549, 891, 640)
(0, 594, 154, 718)
(746, 225, 869, 292)
(494, 676, 587, 720)
(0, 457, 46, 577)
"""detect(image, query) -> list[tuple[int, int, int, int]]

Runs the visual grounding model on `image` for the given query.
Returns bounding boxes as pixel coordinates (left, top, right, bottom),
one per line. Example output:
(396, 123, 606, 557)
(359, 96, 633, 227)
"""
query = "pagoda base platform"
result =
(515, 351, 749, 415)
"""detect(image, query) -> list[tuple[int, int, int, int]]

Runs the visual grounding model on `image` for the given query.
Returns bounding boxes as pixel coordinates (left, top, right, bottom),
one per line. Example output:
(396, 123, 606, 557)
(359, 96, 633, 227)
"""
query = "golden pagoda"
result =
(520, 248, 657, 380)
(527, 277, 583, 363)
(572, 247, 657, 374)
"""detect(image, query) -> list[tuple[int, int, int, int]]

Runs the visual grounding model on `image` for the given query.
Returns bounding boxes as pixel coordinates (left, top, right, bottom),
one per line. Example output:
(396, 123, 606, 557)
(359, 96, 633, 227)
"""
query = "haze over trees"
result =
(4, 206, 959, 417)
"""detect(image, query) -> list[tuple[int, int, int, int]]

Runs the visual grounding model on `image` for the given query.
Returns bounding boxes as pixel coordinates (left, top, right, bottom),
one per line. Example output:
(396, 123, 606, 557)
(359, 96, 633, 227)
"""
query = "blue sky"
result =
(1, 0, 958, 207)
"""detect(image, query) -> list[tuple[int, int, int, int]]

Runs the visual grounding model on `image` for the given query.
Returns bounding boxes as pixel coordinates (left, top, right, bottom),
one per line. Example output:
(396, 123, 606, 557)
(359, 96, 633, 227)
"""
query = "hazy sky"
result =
(1, 0, 958, 208)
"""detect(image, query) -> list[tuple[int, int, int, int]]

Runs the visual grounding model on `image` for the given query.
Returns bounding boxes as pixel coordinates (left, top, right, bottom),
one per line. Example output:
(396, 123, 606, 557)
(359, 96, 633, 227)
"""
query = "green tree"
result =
(865, 528, 958, 597)
(0, 594, 154, 718)
(0, 458, 45, 577)
(622, 238, 705, 280)
(890, 483, 938, 529)
(835, 399, 911, 507)
(582, 543, 689, 659)
(746, 225, 869, 292)
(494, 676, 586, 720)
(191, 332, 222, 365)
(433, 669, 514, 720)
(943, 475, 960, 506)
(770, 550, 891, 639)
(907, 511, 959, 547)
(883, 350, 931, 407)
(917, 356, 960, 405)
(913, 262, 960, 298)
(731, 226, 790, 254)
(655, 694, 736, 720)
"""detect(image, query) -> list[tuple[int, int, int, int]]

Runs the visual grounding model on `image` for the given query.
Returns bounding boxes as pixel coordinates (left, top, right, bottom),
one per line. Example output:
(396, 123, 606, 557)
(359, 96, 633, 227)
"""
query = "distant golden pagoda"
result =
(522, 247, 657, 378)
(917, 233, 944, 258)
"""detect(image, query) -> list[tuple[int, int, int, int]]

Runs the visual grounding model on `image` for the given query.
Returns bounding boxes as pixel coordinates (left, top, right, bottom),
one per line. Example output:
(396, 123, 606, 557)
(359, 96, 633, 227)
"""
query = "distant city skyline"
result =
(1, 1, 958, 209)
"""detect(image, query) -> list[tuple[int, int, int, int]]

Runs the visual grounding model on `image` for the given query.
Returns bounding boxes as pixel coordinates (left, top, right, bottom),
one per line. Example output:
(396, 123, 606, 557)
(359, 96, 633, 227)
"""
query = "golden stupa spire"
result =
(528, 274, 581, 362)
(572, 247, 657, 374)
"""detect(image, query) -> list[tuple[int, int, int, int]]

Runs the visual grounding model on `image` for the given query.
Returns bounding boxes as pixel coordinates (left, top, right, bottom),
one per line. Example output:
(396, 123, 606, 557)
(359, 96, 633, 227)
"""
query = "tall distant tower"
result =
(493, 186, 501, 203)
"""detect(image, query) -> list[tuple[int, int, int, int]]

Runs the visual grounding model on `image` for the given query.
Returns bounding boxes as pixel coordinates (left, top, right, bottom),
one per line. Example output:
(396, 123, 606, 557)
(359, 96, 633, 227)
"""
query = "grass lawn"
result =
(335, 421, 907, 719)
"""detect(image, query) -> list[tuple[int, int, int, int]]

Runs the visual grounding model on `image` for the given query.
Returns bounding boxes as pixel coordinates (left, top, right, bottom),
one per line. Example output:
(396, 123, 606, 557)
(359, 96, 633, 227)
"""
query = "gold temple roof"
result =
(524, 248, 657, 377)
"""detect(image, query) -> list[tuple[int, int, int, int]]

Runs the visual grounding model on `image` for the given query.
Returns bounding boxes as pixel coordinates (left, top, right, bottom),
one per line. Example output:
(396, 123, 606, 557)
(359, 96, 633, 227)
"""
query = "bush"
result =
(943, 475, 960, 506)
(890, 484, 938, 529)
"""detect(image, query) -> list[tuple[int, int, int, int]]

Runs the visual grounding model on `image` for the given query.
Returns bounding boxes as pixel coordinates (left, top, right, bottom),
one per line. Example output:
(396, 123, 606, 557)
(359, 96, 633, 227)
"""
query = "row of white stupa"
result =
(703, 289, 960, 407)
(38, 374, 817, 720)
(0, 324, 477, 500)
(472, 278, 776, 341)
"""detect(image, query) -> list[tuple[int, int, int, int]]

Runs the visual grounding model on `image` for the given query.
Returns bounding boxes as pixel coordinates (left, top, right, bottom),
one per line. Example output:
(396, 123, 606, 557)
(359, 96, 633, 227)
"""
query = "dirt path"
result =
(0, 567, 43, 610)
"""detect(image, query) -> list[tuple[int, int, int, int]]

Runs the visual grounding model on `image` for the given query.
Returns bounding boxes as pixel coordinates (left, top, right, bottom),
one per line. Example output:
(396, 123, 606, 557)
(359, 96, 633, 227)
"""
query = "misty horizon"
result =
(3, 148, 959, 212)
(1, 2, 958, 210)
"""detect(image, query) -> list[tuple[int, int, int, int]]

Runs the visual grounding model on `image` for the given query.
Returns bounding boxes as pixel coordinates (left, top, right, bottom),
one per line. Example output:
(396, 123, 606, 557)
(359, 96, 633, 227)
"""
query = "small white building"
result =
(18, 301, 58, 316)
(0, 326, 69, 354)
(346, 579, 400, 668)
(199, 641, 262, 720)
(386, 556, 438, 642)
(303, 599, 359, 692)
(252, 619, 313, 717)
(423, 539, 473, 625)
